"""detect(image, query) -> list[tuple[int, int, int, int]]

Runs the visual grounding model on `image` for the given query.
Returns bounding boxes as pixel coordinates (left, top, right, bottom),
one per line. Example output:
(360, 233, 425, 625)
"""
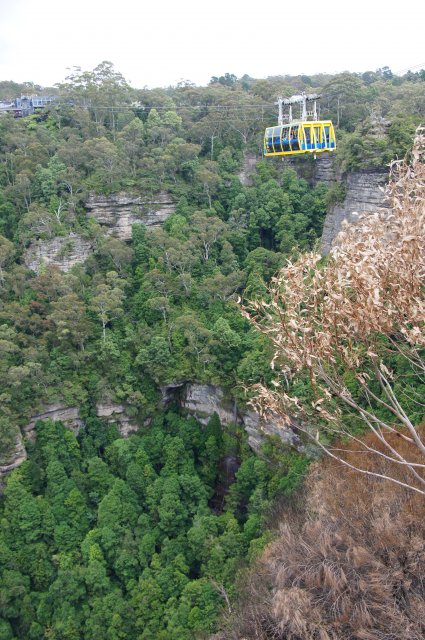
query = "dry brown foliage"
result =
(220, 430, 425, 639)
(242, 126, 425, 495)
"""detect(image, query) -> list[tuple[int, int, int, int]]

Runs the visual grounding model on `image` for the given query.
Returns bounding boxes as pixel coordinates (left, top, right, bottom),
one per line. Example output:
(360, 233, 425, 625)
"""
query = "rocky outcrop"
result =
(23, 233, 93, 273)
(0, 407, 83, 483)
(321, 169, 390, 254)
(95, 402, 139, 437)
(242, 410, 301, 452)
(3, 382, 300, 481)
(86, 191, 175, 240)
(311, 154, 336, 185)
(24, 404, 83, 441)
(0, 433, 27, 481)
(180, 383, 301, 453)
(24, 402, 140, 441)
(239, 153, 258, 186)
(23, 402, 141, 441)
(160, 381, 187, 405)
(282, 153, 337, 186)
(183, 384, 237, 426)
(0, 401, 142, 481)
(23, 192, 175, 272)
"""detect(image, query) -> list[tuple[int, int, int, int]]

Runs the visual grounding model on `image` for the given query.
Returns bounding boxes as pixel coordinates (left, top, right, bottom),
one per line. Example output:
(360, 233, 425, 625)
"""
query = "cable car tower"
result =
(264, 93, 336, 158)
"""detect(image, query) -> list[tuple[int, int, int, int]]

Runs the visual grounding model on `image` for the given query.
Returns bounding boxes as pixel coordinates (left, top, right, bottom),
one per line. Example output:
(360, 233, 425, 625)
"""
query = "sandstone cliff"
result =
(85, 191, 175, 240)
(163, 382, 302, 453)
(0, 434, 27, 479)
(311, 154, 336, 185)
(23, 404, 83, 441)
(95, 402, 139, 437)
(321, 169, 390, 254)
(0, 403, 136, 482)
(1, 382, 302, 481)
(23, 191, 175, 272)
(238, 152, 259, 186)
(23, 233, 93, 273)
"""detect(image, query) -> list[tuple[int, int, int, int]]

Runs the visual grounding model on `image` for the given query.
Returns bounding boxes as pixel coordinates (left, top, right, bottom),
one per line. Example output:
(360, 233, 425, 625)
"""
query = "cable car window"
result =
(291, 126, 299, 151)
(273, 127, 282, 152)
(281, 126, 289, 151)
(324, 126, 330, 145)
(265, 128, 273, 152)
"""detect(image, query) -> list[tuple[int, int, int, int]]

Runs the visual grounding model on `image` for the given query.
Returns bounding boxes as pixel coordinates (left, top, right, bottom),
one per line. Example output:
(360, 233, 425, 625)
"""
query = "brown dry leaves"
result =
(225, 432, 425, 640)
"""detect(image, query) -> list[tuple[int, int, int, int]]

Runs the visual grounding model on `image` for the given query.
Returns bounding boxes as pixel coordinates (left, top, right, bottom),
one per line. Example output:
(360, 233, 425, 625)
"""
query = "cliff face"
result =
(2, 406, 141, 479)
(0, 434, 27, 479)
(95, 402, 139, 437)
(85, 191, 175, 241)
(0, 403, 137, 483)
(173, 382, 302, 453)
(23, 233, 93, 273)
(23, 404, 83, 441)
(22, 192, 175, 272)
(280, 152, 390, 253)
(311, 154, 336, 185)
(22, 402, 139, 440)
(1, 381, 302, 482)
(321, 169, 390, 253)
(238, 152, 258, 186)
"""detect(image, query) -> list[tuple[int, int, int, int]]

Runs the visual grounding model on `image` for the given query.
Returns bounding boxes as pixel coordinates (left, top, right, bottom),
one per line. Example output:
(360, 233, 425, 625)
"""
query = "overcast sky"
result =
(0, 0, 424, 89)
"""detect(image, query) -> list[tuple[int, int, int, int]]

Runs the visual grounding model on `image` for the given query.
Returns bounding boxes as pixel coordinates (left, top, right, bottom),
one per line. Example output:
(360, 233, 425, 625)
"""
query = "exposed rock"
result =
(96, 402, 126, 418)
(24, 404, 83, 441)
(86, 191, 175, 240)
(311, 154, 336, 185)
(183, 384, 237, 426)
(321, 170, 390, 254)
(23, 233, 93, 273)
(281, 153, 337, 186)
(0, 433, 27, 482)
(2, 380, 301, 482)
(368, 114, 391, 138)
(25, 402, 138, 440)
(238, 153, 258, 186)
(95, 402, 139, 437)
(1, 406, 83, 482)
(2, 401, 143, 480)
(242, 410, 302, 453)
(180, 383, 300, 453)
(159, 381, 186, 405)
(22, 192, 175, 272)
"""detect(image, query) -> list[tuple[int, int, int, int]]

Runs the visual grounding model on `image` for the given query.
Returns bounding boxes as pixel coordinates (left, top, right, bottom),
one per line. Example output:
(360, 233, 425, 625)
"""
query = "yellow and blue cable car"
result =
(264, 94, 336, 158)
(264, 121, 336, 157)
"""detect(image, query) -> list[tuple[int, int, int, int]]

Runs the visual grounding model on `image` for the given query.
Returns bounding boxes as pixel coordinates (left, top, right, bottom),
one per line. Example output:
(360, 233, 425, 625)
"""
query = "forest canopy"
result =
(0, 63, 423, 638)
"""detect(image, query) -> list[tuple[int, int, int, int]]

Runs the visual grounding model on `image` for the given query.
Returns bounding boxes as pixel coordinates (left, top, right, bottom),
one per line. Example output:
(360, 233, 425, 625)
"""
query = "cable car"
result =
(264, 93, 336, 158)
(264, 121, 336, 157)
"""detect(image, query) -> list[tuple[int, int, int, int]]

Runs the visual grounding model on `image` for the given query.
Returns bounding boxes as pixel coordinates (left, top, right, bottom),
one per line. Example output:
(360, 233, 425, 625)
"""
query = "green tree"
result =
(91, 272, 125, 341)
(191, 212, 225, 261)
(0, 236, 14, 287)
(136, 336, 172, 383)
(48, 293, 91, 350)
(58, 61, 132, 135)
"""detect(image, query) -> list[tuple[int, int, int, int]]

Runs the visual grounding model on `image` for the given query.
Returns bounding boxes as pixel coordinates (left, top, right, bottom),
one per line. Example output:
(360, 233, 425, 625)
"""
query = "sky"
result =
(0, 0, 424, 89)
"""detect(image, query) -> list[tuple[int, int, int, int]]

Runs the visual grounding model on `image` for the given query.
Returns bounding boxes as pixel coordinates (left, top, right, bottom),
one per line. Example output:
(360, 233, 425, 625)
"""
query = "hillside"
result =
(0, 64, 423, 639)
